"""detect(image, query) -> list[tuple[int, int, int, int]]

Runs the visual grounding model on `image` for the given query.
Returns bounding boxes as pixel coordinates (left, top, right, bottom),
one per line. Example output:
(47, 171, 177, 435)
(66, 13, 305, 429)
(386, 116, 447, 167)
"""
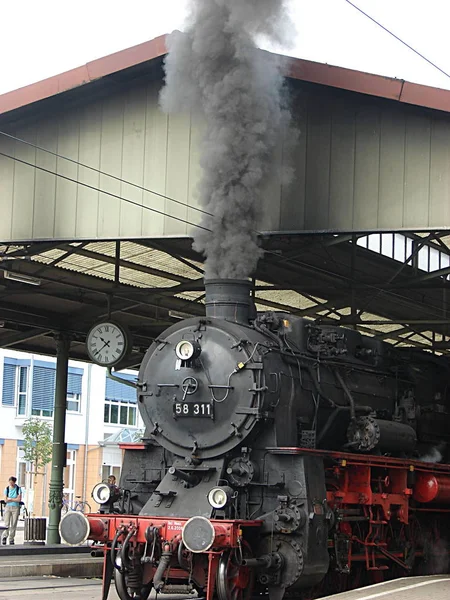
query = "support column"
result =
(47, 333, 71, 544)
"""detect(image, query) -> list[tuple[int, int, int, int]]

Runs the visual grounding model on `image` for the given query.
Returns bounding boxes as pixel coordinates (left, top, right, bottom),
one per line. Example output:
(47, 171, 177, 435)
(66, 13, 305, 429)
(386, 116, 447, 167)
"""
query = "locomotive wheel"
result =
(216, 546, 254, 600)
(114, 569, 152, 600)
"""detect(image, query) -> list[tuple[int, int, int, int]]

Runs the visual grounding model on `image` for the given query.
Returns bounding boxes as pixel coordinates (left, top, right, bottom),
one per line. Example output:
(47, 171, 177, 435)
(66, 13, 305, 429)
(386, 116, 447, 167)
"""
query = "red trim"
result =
(87, 515, 260, 600)
(287, 57, 402, 102)
(268, 447, 450, 474)
(2, 33, 450, 117)
(118, 443, 147, 451)
(86, 515, 261, 545)
(0, 35, 167, 116)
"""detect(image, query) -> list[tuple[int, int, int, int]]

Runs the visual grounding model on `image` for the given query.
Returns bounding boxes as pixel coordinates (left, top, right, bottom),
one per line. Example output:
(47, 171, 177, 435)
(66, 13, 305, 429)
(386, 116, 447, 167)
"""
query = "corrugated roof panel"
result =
(255, 290, 323, 310)
(116, 266, 175, 288)
(364, 323, 402, 333)
(7, 241, 444, 352)
(176, 291, 205, 302)
(29, 242, 200, 288)
(31, 249, 67, 262)
(84, 241, 201, 280)
(0, 245, 25, 254)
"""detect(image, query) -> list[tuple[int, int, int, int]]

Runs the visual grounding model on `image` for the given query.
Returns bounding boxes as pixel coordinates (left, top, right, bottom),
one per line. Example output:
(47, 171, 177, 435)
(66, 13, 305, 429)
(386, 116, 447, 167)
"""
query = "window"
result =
(101, 465, 121, 482)
(30, 365, 55, 417)
(16, 447, 30, 489)
(2, 359, 83, 417)
(63, 450, 77, 504)
(357, 232, 450, 279)
(104, 373, 137, 426)
(2, 363, 16, 406)
(67, 393, 81, 412)
(2, 362, 29, 414)
(31, 364, 83, 417)
(66, 371, 82, 412)
(17, 366, 28, 416)
(104, 400, 137, 426)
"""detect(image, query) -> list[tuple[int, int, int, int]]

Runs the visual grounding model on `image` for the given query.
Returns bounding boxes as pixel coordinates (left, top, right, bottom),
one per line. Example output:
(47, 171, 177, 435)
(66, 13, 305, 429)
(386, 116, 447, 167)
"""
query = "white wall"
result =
(0, 349, 143, 447)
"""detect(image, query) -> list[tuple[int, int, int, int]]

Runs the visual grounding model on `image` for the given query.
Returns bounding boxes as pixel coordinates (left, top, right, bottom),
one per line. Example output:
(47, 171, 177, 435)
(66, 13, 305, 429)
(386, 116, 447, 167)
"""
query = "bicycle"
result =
(61, 495, 91, 515)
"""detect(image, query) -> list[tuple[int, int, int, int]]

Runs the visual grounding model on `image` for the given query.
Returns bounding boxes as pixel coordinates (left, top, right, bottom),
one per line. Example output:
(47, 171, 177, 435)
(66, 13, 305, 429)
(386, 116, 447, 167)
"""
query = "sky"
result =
(1, 0, 450, 96)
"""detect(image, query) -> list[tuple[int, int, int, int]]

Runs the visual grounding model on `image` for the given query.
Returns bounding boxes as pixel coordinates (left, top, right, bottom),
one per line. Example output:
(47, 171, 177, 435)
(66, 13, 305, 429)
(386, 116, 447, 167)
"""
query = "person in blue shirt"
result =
(2, 476, 22, 545)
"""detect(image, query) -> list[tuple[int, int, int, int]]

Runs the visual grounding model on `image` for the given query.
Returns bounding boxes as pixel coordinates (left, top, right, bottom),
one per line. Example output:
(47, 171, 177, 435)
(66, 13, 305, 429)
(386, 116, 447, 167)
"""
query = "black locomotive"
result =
(60, 279, 450, 600)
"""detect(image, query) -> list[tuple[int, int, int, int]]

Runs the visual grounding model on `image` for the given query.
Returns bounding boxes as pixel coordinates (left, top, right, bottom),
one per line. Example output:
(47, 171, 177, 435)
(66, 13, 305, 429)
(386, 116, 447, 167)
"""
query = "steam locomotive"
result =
(60, 279, 450, 600)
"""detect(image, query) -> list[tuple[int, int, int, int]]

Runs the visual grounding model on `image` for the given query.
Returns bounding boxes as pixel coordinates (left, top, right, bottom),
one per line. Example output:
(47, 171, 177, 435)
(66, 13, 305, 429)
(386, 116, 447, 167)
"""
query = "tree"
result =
(22, 418, 53, 487)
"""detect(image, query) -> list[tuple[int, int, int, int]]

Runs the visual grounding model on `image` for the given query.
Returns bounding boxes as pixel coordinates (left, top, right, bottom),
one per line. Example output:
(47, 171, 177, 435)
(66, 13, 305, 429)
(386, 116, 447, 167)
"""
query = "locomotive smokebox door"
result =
(138, 280, 286, 460)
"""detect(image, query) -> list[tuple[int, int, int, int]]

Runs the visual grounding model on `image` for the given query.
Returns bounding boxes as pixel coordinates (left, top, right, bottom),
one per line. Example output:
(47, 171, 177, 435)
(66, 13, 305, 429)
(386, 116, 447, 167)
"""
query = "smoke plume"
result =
(418, 443, 446, 463)
(160, 0, 294, 279)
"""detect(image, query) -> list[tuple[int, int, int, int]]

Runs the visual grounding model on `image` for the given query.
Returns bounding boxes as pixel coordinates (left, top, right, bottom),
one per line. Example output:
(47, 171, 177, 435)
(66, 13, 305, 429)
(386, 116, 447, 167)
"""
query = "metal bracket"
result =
(107, 368, 137, 389)
(236, 407, 262, 416)
(156, 383, 179, 397)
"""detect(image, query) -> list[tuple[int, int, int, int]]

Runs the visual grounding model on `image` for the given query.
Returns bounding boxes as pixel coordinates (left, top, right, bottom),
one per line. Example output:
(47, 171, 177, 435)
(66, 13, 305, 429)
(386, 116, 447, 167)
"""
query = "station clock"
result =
(86, 321, 131, 367)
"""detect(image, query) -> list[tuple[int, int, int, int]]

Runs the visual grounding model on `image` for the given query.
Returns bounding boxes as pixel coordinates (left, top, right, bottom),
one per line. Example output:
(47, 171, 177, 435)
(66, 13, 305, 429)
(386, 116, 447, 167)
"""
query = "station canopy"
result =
(1, 231, 450, 366)
(1, 36, 450, 364)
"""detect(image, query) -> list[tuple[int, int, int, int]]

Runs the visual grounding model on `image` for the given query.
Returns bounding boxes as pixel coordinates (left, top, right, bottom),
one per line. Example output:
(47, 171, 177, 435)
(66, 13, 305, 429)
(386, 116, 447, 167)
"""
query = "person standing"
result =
(2, 477, 22, 545)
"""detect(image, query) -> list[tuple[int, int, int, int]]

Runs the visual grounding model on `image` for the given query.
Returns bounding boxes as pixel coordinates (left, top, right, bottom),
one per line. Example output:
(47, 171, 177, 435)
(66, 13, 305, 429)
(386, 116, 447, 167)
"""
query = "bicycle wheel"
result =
(76, 501, 91, 513)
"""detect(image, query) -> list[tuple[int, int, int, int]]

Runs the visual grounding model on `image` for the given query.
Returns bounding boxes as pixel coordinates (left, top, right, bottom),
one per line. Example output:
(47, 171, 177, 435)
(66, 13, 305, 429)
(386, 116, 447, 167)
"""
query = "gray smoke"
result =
(160, 0, 294, 279)
(418, 443, 446, 463)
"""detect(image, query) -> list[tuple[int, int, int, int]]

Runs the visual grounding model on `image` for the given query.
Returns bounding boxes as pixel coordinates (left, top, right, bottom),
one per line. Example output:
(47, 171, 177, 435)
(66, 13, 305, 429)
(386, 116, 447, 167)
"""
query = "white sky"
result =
(1, 0, 450, 96)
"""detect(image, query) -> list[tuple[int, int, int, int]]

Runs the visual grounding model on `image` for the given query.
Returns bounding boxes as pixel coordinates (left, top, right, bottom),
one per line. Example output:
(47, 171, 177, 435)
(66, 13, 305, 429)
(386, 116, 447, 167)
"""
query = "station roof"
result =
(1, 233, 450, 366)
(2, 33, 450, 122)
(1, 37, 450, 364)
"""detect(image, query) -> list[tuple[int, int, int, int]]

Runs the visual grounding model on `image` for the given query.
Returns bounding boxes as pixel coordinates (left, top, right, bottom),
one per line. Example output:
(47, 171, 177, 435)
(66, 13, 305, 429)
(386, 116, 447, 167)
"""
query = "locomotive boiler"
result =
(60, 279, 450, 600)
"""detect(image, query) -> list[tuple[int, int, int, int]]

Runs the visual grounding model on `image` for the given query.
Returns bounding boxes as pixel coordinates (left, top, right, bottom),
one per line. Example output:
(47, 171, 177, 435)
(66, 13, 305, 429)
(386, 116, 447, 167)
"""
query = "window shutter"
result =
(32, 366, 56, 412)
(67, 371, 82, 395)
(105, 374, 137, 403)
(2, 363, 16, 406)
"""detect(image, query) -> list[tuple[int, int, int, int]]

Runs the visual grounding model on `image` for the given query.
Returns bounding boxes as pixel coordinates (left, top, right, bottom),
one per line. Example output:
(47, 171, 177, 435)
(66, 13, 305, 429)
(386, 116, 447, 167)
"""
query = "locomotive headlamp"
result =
(92, 482, 111, 505)
(175, 340, 201, 361)
(182, 516, 215, 553)
(207, 486, 233, 509)
(59, 511, 90, 546)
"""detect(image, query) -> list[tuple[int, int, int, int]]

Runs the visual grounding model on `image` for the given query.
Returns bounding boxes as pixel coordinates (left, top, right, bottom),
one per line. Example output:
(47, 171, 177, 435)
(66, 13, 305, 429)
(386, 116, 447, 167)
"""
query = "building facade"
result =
(0, 349, 144, 516)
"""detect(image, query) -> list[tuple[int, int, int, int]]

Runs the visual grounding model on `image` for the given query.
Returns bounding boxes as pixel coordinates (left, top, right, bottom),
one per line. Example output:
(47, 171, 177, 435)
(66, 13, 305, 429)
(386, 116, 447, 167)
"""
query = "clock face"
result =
(86, 322, 128, 366)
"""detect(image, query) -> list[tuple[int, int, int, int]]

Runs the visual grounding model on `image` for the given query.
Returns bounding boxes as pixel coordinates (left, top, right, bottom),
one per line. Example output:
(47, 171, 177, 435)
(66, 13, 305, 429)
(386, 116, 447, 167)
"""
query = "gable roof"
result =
(1, 33, 450, 118)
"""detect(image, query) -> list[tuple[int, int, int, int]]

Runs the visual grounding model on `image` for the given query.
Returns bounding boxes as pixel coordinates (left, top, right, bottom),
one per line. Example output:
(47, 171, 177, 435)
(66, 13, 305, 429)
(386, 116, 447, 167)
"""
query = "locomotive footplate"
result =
(62, 513, 262, 600)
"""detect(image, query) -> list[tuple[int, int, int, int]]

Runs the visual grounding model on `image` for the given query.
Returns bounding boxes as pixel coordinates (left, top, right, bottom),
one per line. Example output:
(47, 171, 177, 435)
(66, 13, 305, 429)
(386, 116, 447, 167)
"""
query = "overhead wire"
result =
(1, 147, 447, 324)
(0, 151, 211, 234)
(343, 0, 450, 81)
(0, 130, 215, 221)
(0, 131, 366, 280)
(0, 131, 312, 272)
(0, 129, 276, 242)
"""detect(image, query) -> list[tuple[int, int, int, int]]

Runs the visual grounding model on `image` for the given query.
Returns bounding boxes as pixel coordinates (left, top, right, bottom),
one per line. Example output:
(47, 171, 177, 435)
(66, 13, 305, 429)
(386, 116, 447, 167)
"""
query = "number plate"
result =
(173, 402, 214, 418)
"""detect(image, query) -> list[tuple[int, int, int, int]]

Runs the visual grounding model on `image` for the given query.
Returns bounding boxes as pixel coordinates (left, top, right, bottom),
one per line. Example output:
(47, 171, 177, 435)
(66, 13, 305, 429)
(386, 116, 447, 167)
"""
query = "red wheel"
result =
(216, 546, 254, 600)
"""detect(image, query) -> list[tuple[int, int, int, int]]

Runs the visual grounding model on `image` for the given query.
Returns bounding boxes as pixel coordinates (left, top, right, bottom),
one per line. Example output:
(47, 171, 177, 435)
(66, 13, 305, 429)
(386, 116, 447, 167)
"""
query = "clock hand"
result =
(99, 337, 111, 347)
(95, 341, 110, 355)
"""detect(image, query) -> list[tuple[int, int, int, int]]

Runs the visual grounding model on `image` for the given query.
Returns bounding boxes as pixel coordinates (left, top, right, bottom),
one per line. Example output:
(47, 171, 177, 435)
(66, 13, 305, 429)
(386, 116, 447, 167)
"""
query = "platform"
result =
(0, 577, 118, 600)
(0, 553, 102, 578)
(0, 517, 101, 577)
(321, 576, 450, 600)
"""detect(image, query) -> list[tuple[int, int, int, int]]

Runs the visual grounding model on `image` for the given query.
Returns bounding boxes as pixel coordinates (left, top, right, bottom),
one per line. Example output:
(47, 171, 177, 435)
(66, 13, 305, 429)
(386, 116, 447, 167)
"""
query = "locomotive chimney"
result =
(204, 279, 255, 325)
